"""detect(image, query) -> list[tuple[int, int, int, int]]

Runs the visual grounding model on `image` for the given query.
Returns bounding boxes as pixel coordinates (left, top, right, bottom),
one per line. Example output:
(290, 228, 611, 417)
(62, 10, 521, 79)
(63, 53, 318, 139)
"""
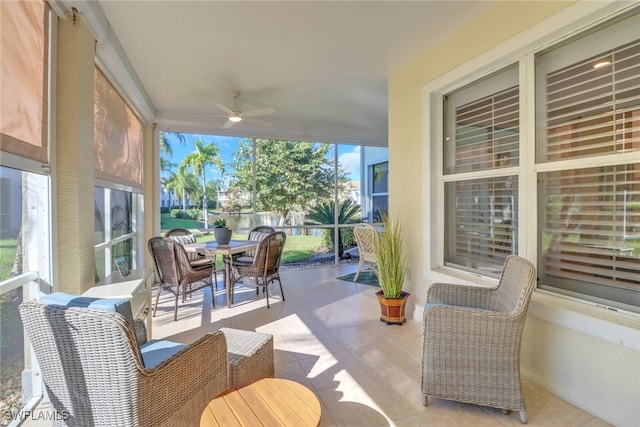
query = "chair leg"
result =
(421, 394, 428, 406)
(209, 278, 215, 308)
(354, 260, 364, 281)
(174, 286, 180, 321)
(519, 410, 527, 424)
(278, 277, 285, 302)
(153, 283, 163, 317)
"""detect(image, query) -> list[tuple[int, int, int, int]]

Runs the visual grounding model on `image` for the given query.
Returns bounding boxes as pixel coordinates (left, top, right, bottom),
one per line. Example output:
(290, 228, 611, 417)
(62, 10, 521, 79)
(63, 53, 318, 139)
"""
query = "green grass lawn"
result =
(0, 234, 18, 281)
(161, 214, 204, 231)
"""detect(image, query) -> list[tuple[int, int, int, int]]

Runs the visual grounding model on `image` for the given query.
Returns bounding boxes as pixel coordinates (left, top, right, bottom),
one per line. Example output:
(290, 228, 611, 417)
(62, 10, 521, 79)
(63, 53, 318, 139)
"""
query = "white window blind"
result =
(539, 166, 640, 305)
(445, 176, 518, 276)
(444, 66, 519, 175)
(540, 39, 640, 162)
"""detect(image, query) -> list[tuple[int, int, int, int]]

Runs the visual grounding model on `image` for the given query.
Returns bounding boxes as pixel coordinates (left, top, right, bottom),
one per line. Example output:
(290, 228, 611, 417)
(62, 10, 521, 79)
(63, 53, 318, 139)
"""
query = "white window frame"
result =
(94, 182, 144, 280)
(423, 2, 640, 309)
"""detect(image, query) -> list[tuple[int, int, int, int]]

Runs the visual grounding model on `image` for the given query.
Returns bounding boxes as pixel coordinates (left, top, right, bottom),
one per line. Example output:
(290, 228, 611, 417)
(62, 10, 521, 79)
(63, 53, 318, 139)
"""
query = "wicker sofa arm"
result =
(426, 282, 497, 310)
(423, 305, 522, 352)
(138, 331, 230, 427)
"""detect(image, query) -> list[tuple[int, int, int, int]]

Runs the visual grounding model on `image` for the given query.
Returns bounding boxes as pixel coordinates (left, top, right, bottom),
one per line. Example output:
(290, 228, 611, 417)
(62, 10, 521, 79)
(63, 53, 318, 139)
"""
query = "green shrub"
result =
(170, 209, 196, 220)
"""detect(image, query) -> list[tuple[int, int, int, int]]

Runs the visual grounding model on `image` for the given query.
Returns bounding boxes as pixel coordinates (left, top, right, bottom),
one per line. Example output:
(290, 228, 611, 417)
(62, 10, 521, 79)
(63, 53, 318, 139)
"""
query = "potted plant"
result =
(213, 218, 232, 245)
(373, 213, 409, 325)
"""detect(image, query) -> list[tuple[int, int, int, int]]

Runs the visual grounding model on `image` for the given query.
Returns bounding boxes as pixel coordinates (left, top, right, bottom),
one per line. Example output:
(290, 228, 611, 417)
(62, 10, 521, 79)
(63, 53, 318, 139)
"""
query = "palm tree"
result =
(159, 131, 186, 174)
(168, 168, 199, 210)
(306, 199, 361, 258)
(181, 138, 223, 228)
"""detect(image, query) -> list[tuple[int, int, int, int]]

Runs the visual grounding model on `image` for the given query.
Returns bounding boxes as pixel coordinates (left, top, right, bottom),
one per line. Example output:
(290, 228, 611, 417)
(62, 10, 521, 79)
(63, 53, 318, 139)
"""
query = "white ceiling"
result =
(93, 1, 497, 146)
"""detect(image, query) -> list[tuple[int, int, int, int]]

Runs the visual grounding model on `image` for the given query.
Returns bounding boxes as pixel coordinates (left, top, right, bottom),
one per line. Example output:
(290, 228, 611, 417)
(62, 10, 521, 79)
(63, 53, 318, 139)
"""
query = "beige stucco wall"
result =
(388, 1, 640, 426)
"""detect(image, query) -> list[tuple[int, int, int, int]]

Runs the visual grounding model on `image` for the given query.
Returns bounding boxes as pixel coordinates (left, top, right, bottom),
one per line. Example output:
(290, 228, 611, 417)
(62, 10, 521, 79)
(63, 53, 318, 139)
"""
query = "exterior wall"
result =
(388, 1, 640, 426)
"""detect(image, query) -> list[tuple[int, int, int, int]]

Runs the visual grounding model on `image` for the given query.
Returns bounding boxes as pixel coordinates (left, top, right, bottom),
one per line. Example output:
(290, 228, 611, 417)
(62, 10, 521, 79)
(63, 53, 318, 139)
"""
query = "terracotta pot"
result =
(375, 290, 410, 325)
(214, 228, 232, 245)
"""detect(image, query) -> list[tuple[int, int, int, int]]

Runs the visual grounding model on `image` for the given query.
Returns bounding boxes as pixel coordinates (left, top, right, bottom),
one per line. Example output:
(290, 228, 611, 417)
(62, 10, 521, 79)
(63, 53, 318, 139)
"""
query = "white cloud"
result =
(338, 147, 360, 179)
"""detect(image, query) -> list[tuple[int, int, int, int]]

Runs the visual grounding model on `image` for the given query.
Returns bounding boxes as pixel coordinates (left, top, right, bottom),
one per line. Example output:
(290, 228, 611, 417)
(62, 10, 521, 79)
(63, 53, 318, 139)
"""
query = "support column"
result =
(55, 15, 95, 294)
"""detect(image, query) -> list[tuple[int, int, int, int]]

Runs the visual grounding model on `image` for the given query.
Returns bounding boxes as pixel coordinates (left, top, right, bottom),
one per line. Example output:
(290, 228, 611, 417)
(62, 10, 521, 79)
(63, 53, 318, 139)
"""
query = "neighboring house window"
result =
(536, 18, 640, 309)
(443, 66, 519, 276)
(437, 10, 639, 311)
(94, 67, 144, 281)
(370, 161, 388, 221)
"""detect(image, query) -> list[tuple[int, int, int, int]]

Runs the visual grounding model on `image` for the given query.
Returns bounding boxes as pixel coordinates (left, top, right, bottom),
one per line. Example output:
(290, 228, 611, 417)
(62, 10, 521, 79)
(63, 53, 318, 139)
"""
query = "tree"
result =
(305, 199, 361, 258)
(230, 139, 342, 224)
(165, 168, 199, 210)
(181, 138, 223, 228)
(159, 131, 186, 173)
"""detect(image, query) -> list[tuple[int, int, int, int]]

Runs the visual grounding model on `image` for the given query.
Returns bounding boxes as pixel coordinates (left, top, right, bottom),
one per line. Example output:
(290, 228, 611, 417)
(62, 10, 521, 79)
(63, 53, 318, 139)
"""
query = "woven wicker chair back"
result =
(353, 223, 377, 263)
(148, 236, 180, 284)
(19, 301, 144, 426)
(491, 255, 536, 315)
(250, 225, 276, 234)
(149, 237, 214, 286)
(255, 231, 286, 271)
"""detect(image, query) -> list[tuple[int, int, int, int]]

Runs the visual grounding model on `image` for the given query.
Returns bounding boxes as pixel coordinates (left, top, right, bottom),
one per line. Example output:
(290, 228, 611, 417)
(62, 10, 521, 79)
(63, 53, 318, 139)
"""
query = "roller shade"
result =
(0, 0, 48, 165)
(94, 67, 143, 191)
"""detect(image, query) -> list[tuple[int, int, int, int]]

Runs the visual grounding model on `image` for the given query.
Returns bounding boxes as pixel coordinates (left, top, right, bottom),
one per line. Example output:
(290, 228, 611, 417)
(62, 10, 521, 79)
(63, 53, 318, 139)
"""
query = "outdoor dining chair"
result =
(230, 231, 286, 308)
(353, 223, 378, 281)
(148, 236, 218, 320)
(232, 225, 276, 265)
(165, 228, 219, 278)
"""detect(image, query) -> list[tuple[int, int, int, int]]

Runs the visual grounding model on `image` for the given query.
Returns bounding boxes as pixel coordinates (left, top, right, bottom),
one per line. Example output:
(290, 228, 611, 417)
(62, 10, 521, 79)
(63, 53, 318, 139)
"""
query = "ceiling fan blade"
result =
(241, 107, 276, 118)
(214, 102, 234, 115)
(244, 117, 273, 127)
(222, 119, 236, 129)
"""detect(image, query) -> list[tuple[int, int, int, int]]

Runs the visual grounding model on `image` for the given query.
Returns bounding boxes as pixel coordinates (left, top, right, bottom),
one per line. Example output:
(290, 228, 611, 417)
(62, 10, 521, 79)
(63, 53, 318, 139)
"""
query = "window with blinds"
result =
(541, 39, 640, 162)
(445, 176, 518, 276)
(537, 19, 640, 309)
(446, 87, 519, 174)
(539, 166, 640, 306)
(443, 66, 520, 275)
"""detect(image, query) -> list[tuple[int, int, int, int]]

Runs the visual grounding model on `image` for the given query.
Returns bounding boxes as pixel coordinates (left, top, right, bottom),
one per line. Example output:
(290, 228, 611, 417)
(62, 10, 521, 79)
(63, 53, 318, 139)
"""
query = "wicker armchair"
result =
(421, 255, 536, 423)
(148, 236, 216, 320)
(353, 223, 378, 281)
(19, 298, 229, 427)
(230, 231, 286, 308)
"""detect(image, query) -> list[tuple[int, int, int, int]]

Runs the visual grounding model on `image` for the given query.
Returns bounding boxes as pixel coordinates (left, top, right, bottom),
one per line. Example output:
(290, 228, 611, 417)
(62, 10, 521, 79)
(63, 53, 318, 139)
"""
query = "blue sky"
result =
(162, 133, 362, 183)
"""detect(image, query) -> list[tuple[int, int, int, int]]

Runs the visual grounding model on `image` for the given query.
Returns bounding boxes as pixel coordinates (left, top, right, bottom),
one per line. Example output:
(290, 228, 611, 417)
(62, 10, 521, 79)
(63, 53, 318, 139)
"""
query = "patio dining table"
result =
(183, 239, 260, 307)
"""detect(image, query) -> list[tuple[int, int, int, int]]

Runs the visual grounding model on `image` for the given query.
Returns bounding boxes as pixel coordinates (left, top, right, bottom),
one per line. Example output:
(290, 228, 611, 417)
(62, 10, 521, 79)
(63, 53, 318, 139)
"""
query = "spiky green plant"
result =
(373, 214, 406, 298)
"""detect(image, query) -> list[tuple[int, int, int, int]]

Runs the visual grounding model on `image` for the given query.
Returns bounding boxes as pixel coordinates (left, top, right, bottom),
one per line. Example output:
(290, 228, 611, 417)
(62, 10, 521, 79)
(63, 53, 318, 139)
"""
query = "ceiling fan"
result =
(215, 90, 276, 129)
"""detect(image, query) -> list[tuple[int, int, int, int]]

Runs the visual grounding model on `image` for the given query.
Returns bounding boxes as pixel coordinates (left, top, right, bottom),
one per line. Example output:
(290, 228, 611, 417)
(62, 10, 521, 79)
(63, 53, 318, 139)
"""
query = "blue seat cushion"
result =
(140, 339, 187, 369)
(41, 292, 135, 329)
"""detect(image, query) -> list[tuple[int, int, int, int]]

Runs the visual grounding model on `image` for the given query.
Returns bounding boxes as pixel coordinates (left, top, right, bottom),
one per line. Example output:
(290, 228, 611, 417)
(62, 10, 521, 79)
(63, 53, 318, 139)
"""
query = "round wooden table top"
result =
(200, 378, 321, 427)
